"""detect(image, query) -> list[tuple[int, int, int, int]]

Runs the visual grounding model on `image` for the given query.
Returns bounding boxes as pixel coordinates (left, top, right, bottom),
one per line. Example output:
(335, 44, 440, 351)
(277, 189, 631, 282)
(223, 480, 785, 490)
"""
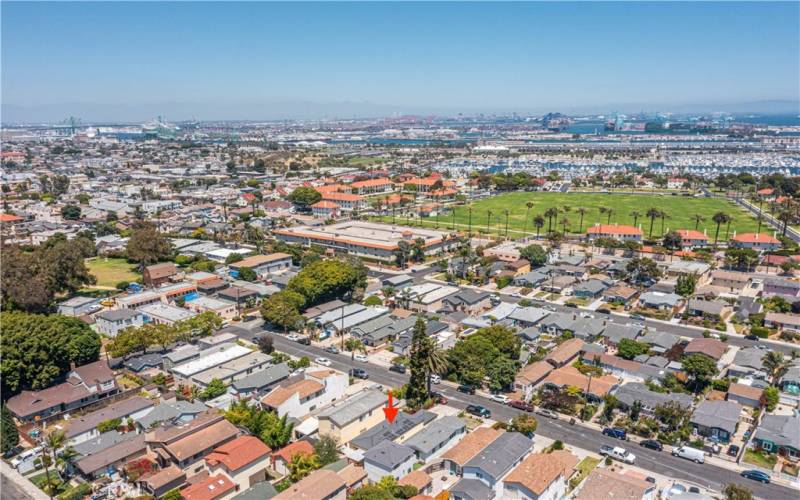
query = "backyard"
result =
(85, 257, 141, 288)
(377, 192, 761, 238)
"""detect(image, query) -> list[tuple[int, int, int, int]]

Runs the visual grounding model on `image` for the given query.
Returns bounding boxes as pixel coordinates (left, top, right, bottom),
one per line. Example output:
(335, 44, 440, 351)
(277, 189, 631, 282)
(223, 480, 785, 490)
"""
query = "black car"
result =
(744, 334, 759, 341)
(466, 405, 491, 418)
(727, 444, 740, 457)
(297, 337, 311, 345)
(457, 385, 476, 395)
(389, 364, 407, 374)
(350, 368, 369, 379)
(602, 427, 628, 440)
(740, 470, 771, 484)
(640, 439, 663, 451)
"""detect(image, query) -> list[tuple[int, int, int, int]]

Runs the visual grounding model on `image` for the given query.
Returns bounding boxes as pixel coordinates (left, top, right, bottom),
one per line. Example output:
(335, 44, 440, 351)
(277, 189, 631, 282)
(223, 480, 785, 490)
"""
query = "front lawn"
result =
(744, 448, 777, 469)
(85, 257, 141, 288)
(569, 457, 600, 490)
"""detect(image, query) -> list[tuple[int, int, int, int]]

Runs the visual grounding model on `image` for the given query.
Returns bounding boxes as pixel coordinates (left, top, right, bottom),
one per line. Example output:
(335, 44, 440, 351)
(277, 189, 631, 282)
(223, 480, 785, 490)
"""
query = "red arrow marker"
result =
(383, 390, 399, 423)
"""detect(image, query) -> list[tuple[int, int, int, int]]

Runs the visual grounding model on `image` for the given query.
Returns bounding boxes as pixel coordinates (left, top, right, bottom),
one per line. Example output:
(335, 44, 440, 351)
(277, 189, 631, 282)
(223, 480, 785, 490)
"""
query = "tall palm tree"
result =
(712, 211, 730, 248)
(560, 217, 570, 235)
(523, 201, 534, 236)
(576, 207, 587, 232)
(630, 210, 642, 228)
(692, 214, 705, 230)
(659, 211, 670, 236)
(604, 208, 615, 224)
(41, 429, 67, 498)
(344, 338, 367, 361)
(762, 351, 788, 384)
(646, 208, 661, 238)
(422, 339, 450, 394)
(467, 206, 473, 236)
(533, 215, 545, 240)
(486, 210, 493, 234)
(544, 208, 559, 233)
(503, 209, 510, 239)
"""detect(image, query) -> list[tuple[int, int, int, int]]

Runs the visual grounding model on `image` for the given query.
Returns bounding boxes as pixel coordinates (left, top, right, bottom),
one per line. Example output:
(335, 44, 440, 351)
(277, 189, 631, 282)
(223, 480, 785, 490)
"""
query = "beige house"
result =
(316, 389, 386, 444)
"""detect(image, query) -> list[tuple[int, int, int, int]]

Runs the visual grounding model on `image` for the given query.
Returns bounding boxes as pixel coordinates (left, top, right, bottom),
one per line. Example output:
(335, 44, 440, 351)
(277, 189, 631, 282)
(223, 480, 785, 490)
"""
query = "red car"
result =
(431, 392, 448, 404)
(508, 400, 535, 412)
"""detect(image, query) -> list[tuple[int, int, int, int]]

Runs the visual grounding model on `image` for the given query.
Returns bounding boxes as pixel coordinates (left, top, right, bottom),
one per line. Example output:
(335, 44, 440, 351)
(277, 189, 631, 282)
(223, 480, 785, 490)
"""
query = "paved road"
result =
(266, 334, 797, 500)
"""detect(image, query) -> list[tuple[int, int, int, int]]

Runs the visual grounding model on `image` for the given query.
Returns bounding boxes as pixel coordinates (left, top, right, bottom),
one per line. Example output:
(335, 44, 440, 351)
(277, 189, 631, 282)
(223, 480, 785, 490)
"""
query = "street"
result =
(266, 333, 798, 500)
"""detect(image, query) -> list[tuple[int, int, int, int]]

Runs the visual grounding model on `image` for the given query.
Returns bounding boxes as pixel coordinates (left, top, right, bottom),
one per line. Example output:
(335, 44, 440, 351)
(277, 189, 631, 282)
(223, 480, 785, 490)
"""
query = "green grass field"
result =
(85, 257, 141, 288)
(379, 192, 762, 239)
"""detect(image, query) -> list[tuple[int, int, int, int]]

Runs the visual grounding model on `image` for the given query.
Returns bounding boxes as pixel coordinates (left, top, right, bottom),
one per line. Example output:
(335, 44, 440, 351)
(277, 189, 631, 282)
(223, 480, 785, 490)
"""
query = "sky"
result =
(2, 1, 799, 122)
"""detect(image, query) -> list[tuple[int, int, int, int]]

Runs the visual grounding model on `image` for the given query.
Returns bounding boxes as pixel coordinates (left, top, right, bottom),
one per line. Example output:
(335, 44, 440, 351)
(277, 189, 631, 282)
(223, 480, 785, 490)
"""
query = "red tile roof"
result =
(272, 440, 314, 464)
(677, 229, 708, 241)
(732, 233, 780, 244)
(204, 436, 270, 472)
(180, 474, 235, 500)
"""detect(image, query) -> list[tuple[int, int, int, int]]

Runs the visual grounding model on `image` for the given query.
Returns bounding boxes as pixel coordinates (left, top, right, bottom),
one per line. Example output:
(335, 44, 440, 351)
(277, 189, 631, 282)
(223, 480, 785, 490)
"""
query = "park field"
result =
(378, 192, 763, 239)
(85, 257, 141, 288)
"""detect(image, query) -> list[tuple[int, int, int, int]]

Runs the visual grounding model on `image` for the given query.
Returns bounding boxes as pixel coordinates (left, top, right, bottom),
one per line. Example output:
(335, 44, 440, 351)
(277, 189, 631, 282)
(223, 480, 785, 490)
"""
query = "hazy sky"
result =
(2, 1, 799, 121)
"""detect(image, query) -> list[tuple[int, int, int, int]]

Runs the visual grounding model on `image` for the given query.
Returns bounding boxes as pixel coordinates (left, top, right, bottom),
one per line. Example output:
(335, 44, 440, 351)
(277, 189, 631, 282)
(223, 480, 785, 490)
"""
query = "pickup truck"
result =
(599, 445, 636, 464)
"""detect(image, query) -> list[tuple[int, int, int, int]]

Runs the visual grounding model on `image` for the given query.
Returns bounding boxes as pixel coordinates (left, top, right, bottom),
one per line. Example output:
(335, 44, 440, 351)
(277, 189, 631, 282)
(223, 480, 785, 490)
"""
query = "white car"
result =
(354, 353, 368, 362)
(600, 445, 636, 464)
(315, 357, 332, 367)
(287, 334, 300, 341)
(490, 394, 510, 404)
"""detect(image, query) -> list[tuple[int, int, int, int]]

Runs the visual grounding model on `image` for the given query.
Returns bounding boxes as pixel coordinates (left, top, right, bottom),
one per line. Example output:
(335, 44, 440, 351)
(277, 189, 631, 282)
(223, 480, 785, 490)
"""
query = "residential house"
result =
(727, 383, 764, 409)
(441, 289, 492, 315)
(349, 411, 436, 452)
(459, 432, 533, 498)
(180, 473, 237, 500)
(57, 296, 101, 317)
(260, 370, 347, 419)
(363, 441, 417, 482)
(637, 330, 680, 354)
(602, 284, 638, 304)
(229, 362, 291, 398)
(64, 396, 154, 445)
(75, 434, 147, 479)
(753, 414, 800, 460)
(676, 229, 709, 248)
(503, 451, 575, 500)
(399, 470, 434, 497)
(764, 312, 800, 334)
(228, 253, 292, 279)
(570, 317, 607, 342)
(204, 436, 272, 490)
(514, 361, 554, 401)
(137, 465, 187, 499)
(728, 347, 769, 380)
(95, 309, 144, 337)
(690, 400, 741, 443)
(543, 366, 619, 402)
(137, 400, 208, 431)
(317, 389, 386, 444)
(190, 351, 273, 388)
(684, 338, 727, 362)
(665, 261, 711, 282)
(272, 469, 347, 500)
(544, 338, 585, 368)
(601, 323, 643, 348)
(6, 360, 118, 423)
(139, 303, 198, 326)
(573, 279, 610, 299)
(638, 291, 682, 311)
(711, 270, 752, 292)
(585, 224, 643, 242)
(762, 278, 800, 298)
(614, 382, 693, 416)
(574, 468, 655, 500)
(271, 440, 315, 477)
(730, 233, 781, 252)
(144, 263, 179, 288)
(513, 271, 548, 288)
(439, 427, 502, 476)
(186, 296, 238, 321)
(507, 307, 550, 329)
(404, 416, 466, 461)
(686, 299, 730, 321)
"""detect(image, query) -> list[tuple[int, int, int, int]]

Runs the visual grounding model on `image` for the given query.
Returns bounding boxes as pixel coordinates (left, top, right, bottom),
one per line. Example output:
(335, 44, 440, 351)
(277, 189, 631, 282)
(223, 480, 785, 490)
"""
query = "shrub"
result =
(605, 456, 613, 466)
(750, 326, 770, 339)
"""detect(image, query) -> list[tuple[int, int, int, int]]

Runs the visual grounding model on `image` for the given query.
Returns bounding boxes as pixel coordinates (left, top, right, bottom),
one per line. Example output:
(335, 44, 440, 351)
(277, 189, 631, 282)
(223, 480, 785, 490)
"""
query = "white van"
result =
(672, 446, 705, 464)
(11, 446, 42, 473)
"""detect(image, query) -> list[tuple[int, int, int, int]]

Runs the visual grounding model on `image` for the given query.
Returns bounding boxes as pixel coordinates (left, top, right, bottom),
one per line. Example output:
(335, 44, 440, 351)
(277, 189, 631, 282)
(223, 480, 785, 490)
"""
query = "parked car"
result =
(457, 384, 476, 395)
(429, 374, 441, 384)
(740, 470, 771, 484)
(671, 446, 705, 464)
(287, 334, 300, 341)
(490, 394, 510, 404)
(599, 445, 636, 464)
(314, 357, 331, 367)
(323, 346, 340, 354)
(535, 408, 559, 419)
(744, 334, 759, 341)
(389, 364, 406, 374)
(688, 487, 701, 494)
(645, 477, 656, 484)
(466, 405, 491, 418)
(431, 392, 447, 404)
(602, 427, 628, 440)
(350, 368, 369, 379)
(509, 400, 535, 412)
(727, 445, 740, 457)
(354, 353, 368, 362)
(297, 337, 311, 345)
(640, 439, 663, 451)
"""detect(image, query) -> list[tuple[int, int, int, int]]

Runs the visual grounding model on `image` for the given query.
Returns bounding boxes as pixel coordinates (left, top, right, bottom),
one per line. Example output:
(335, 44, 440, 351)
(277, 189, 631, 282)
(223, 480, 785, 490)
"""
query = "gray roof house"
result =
(638, 330, 681, 353)
(602, 323, 644, 346)
(135, 400, 208, 430)
(64, 396, 154, 444)
(538, 313, 575, 335)
(570, 317, 606, 341)
(352, 315, 417, 347)
(363, 441, 417, 482)
(350, 411, 436, 451)
(614, 382, 693, 414)
(124, 353, 163, 373)
(229, 362, 291, 397)
(462, 432, 533, 496)
(441, 289, 491, 312)
(507, 307, 550, 328)
(639, 291, 683, 310)
(450, 478, 495, 500)
(728, 348, 768, 380)
(754, 414, 800, 458)
(686, 299, 728, 318)
(404, 416, 466, 461)
(691, 400, 741, 443)
(317, 389, 386, 430)
(573, 279, 610, 298)
(512, 271, 548, 288)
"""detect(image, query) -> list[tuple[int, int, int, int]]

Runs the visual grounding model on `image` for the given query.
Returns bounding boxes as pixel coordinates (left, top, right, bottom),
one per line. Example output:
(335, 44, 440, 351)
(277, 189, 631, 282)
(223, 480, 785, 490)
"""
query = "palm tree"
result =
(523, 201, 534, 236)
(692, 214, 705, 230)
(762, 351, 788, 384)
(41, 430, 67, 498)
(503, 209, 510, 239)
(486, 210, 493, 234)
(659, 211, 670, 236)
(576, 207, 587, 232)
(604, 208, 615, 224)
(560, 217, 570, 235)
(467, 206, 473, 236)
(630, 210, 642, 228)
(646, 208, 661, 238)
(544, 208, 559, 233)
(422, 339, 450, 394)
(344, 338, 366, 361)
(533, 215, 545, 240)
(712, 211, 730, 248)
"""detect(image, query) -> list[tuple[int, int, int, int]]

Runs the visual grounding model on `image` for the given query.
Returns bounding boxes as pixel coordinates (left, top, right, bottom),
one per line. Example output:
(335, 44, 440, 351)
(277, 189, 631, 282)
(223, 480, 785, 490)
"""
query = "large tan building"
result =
(316, 389, 386, 444)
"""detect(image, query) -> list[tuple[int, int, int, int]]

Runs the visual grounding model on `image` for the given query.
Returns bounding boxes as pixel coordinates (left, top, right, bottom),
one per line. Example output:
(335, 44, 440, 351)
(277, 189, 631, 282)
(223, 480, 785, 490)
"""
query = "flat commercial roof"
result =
(274, 221, 449, 251)
(171, 343, 252, 377)
(138, 303, 198, 323)
(318, 389, 386, 428)
(192, 351, 272, 385)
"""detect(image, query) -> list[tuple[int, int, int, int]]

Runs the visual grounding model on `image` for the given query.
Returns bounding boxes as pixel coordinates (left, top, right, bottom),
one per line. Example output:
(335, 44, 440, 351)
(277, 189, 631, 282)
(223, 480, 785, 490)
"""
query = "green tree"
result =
(712, 212, 731, 248)
(260, 414, 294, 449)
(162, 488, 182, 500)
(363, 295, 383, 307)
(176, 311, 223, 340)
(287, 452, 321, 482)
(762, 351, 788, 384)
(675, 273, 697, 297)
(344, 338, 366, 361)
(257, 334, 274, 354)
(287, 186, 322, 210)
(287, 259, 366, 307)
(1, 405, 20, 454)
(520, 244, 548, 266)
(260, 291, 305, 333)
(626, 257, 661, 284)
(723, 483, 753, 500)
(126, 221, 174, 269)
(763, 386, 779, 412)
(617, 338, 650, 360)
(313, 434, 340, 466)
(60, 205, 81, 220)
(407, 318, 432, 406)
(1, 312, 101, 397)
(663, 231, 683, 255)
(509, 413, 538, 435)
(682, 353, 719, 392)
(200, 379, 227, 401)
(237, 266, 257, 282)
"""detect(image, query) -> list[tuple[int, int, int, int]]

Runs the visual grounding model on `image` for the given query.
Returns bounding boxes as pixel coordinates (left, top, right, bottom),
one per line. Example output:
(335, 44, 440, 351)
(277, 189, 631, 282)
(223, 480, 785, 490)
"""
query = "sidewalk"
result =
(0, 461, 48, 500)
